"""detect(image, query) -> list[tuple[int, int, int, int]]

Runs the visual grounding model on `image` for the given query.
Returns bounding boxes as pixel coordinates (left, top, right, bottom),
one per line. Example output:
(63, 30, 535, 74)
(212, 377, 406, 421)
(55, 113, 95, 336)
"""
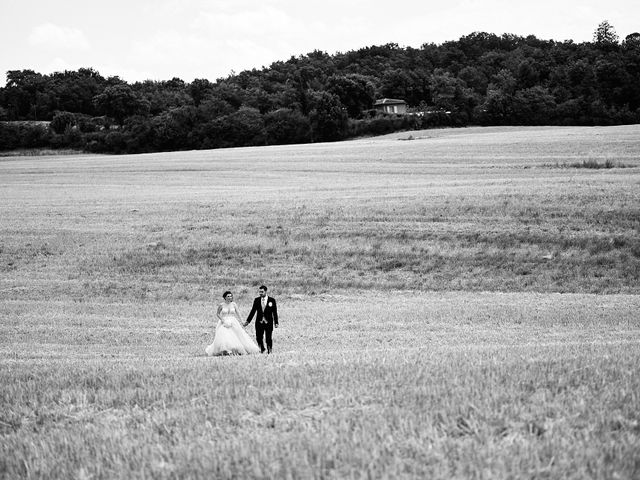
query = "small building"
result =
(373, 98, 407, 114)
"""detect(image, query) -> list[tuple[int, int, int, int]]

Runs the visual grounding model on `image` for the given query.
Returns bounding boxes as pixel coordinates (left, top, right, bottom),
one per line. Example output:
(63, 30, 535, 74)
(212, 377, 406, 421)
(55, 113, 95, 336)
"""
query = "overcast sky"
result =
(1, 0, 638, 85)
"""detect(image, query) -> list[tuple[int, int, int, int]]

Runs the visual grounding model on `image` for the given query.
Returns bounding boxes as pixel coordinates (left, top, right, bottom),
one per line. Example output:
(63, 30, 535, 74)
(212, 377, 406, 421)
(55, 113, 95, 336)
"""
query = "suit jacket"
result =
(246, 296, 278, 327)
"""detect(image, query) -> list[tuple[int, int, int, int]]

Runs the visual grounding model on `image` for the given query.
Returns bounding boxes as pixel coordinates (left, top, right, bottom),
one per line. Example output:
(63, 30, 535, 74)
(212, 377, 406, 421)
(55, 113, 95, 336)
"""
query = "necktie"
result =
(262, 298, 266, 310)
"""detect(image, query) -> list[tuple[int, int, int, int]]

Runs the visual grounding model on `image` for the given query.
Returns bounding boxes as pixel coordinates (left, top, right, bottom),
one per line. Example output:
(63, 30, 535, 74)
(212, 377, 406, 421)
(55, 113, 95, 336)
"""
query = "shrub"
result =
(50, 111, 77, 134)
(0, 122, 51, 150)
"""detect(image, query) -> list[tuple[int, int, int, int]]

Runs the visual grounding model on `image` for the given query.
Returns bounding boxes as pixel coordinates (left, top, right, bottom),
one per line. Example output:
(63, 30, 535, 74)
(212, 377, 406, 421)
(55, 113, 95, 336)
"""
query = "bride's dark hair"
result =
(222, 291, 232, 299)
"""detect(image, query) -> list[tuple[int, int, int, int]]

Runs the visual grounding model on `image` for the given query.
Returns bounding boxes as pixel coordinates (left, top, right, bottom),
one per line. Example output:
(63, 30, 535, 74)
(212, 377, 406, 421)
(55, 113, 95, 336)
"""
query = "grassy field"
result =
(1, 125, 639, 478)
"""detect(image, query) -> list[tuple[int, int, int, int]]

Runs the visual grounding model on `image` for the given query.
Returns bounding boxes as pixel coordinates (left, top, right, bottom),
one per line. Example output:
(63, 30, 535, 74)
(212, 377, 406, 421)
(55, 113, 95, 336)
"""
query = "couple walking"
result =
(205, 285, 279, 356)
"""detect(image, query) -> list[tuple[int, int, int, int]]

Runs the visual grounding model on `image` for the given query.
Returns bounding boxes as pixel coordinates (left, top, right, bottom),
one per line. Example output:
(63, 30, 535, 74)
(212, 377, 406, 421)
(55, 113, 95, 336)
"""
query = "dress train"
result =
(205, 315, 260, 356)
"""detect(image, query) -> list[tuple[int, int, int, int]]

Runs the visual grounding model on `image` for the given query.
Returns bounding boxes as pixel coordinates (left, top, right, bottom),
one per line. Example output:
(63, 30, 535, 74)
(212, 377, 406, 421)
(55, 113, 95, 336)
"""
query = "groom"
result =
(244, 285, 278, 353)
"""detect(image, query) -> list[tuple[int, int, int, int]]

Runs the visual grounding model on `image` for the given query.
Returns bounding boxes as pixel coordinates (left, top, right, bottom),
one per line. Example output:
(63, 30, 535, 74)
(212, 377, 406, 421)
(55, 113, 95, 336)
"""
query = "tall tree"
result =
(188, 78, 214, 107)
(92, 84, 149, 124)
(593, 20, 619, 45)
(326, 74, 376, 118)
(307, 91, 348, 142)
(3, 70, 46, 120)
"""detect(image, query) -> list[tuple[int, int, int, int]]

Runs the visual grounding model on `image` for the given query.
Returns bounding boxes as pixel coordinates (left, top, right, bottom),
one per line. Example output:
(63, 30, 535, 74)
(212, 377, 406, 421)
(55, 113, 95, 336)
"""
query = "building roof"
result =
(374, 98, 407, 106)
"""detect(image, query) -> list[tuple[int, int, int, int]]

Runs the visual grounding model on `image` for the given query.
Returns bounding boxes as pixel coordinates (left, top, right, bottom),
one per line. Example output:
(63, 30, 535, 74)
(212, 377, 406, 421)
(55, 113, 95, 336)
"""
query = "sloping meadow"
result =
(1, 125, 639, 478)
(2, 126, 639, 301)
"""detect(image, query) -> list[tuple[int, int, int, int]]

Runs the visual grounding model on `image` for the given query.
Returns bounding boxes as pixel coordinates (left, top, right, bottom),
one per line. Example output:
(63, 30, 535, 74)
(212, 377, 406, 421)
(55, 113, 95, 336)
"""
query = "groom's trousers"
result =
(255, 322, 273, 353)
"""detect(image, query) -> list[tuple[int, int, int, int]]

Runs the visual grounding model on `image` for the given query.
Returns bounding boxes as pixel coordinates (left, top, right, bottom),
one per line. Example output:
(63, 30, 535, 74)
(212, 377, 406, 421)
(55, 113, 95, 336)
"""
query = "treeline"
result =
(1, 22, 639, 153)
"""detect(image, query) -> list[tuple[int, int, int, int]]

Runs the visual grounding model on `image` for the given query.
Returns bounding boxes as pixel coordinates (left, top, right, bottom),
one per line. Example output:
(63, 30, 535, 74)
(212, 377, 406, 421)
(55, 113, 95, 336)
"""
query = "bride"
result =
(205, 291, 261, 356)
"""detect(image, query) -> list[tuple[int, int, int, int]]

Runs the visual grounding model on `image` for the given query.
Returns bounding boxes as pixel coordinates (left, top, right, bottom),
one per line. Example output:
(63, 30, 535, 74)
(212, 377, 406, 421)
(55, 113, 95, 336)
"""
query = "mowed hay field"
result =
(1, 125, 639, 479)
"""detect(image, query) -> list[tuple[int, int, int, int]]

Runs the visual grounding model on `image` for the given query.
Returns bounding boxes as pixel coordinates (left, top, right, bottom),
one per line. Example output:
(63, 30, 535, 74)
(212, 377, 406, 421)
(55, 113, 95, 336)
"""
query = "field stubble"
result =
(1, 292, 639, 478)
(1, 125, 639, 478)
(1, 125, 639, 299)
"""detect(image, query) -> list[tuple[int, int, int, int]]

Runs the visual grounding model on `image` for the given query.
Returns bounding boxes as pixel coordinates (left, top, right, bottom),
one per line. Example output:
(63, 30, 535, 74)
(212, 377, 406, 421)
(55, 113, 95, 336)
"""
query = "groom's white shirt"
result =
(261, 295, 268, 310)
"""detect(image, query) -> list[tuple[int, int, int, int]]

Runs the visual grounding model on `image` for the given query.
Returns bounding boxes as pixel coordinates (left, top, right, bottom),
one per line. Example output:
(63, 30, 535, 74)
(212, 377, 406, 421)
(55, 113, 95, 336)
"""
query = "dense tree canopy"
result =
(1, 23, 639, 153)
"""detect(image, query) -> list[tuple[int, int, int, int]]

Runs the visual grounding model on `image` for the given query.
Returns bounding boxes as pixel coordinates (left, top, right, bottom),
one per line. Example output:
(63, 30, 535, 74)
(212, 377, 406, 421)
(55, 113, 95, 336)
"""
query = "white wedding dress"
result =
(205, 302, 261, 356)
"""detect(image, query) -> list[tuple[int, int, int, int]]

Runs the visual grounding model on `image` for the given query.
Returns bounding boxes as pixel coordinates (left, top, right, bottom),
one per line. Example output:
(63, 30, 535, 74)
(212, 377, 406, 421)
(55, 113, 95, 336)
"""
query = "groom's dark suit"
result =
(245, 295, 278, 353)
